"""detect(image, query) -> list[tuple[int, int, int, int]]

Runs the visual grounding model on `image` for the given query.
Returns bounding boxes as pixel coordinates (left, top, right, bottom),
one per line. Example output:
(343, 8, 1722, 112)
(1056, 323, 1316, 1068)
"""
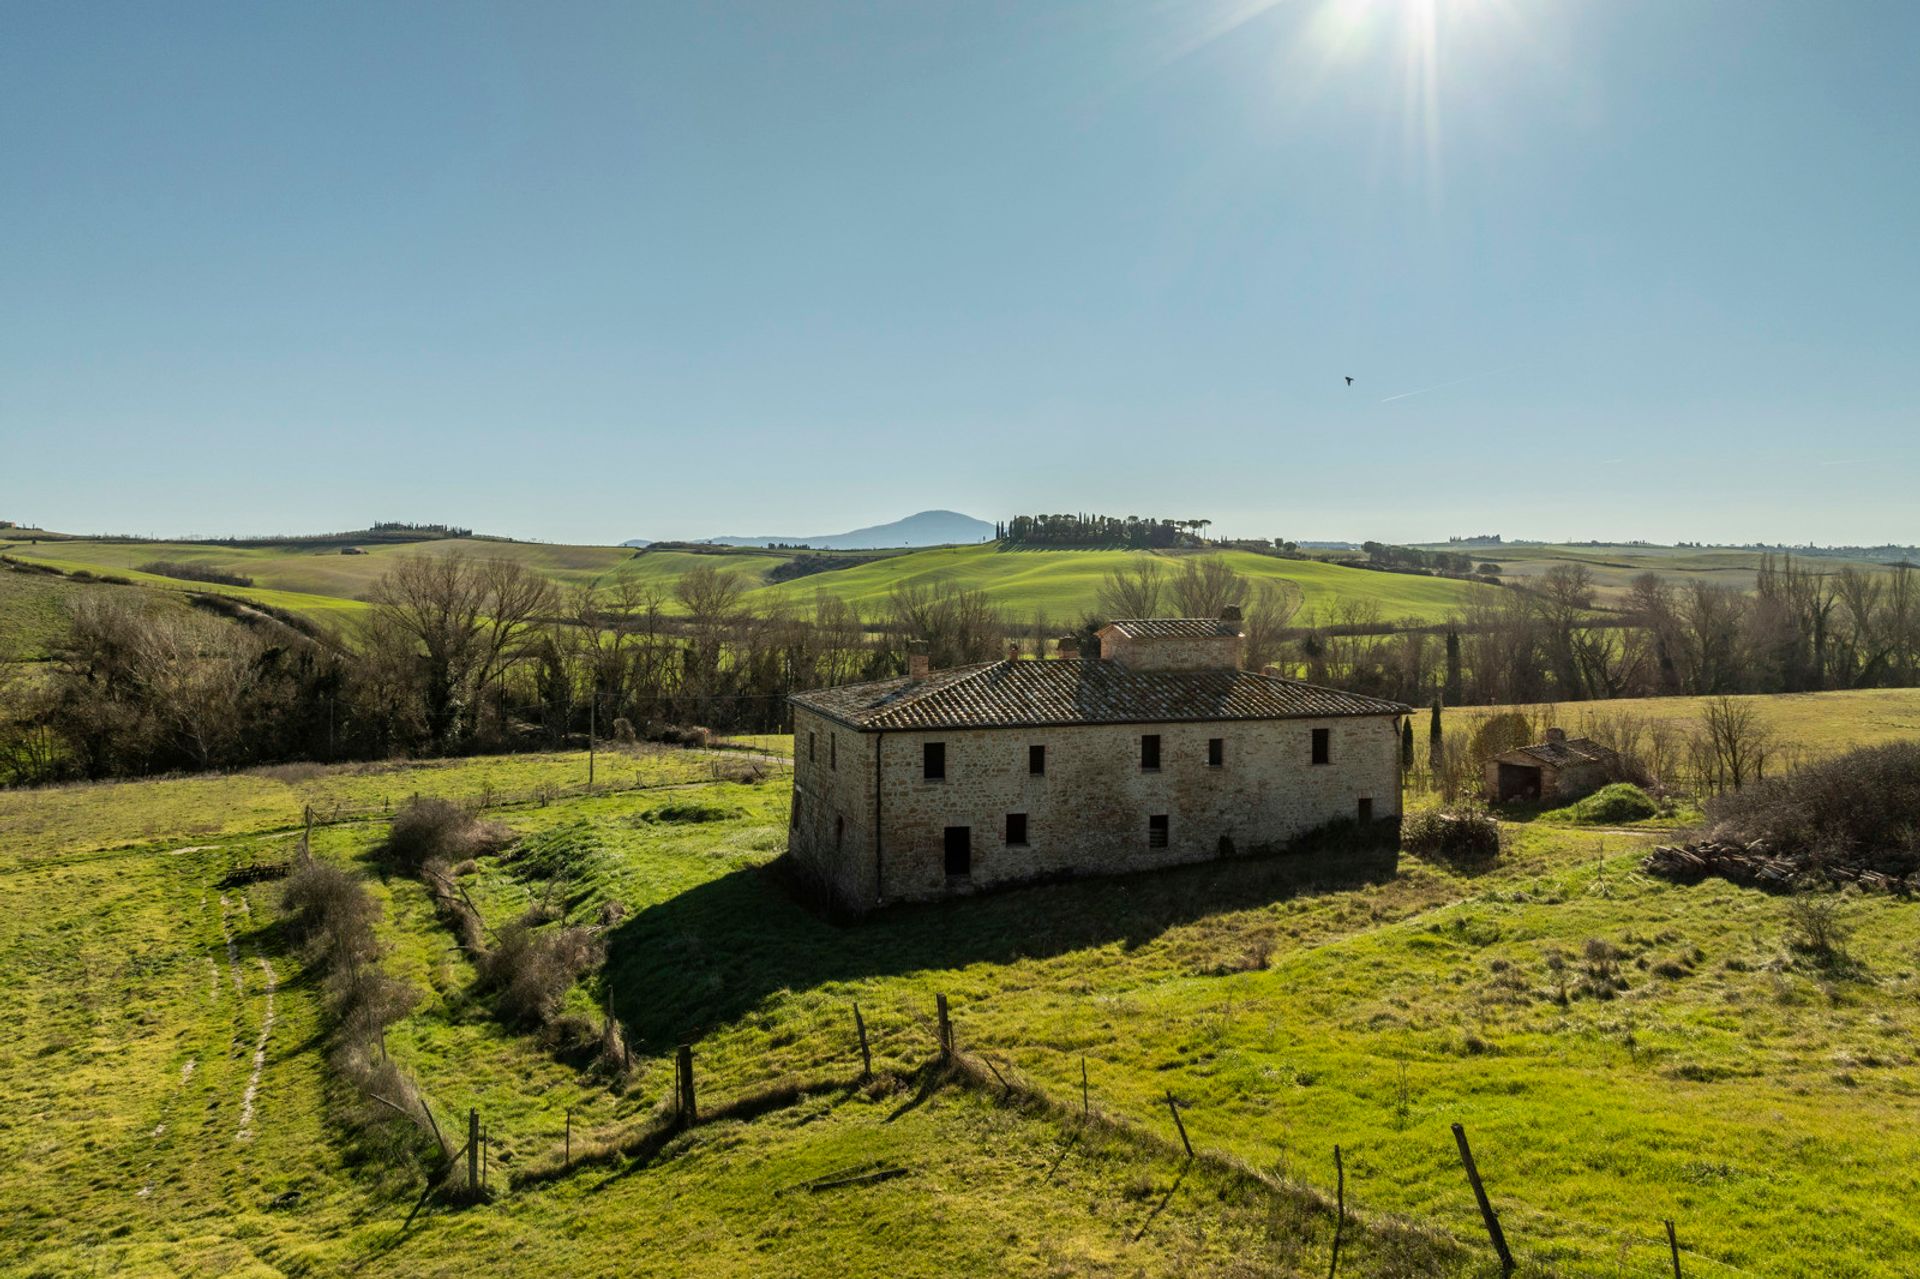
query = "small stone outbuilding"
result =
(1485, 728, 1618, 804)
(785, 609, 1411, 913)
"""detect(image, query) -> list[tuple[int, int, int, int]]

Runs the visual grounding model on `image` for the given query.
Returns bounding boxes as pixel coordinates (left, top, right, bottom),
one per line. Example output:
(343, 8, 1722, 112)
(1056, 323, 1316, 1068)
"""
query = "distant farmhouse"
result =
(786, 609, 1411, 913)
(1485, 729, 1619, 804)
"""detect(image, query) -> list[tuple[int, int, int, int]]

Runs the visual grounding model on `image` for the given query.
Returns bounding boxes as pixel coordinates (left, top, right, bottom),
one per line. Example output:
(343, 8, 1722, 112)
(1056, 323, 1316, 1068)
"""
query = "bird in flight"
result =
(1344, 376, 1354, 386)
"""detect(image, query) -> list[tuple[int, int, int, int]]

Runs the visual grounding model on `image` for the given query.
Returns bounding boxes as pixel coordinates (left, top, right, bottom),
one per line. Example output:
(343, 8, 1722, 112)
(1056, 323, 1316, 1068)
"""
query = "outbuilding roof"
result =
(1495, 737, 1618, 769)
(789, 659, 1410, 732)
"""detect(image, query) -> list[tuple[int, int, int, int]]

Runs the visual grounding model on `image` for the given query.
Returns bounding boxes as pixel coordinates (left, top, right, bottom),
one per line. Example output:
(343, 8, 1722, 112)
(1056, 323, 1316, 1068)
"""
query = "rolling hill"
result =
(1, 534, 1495, 635)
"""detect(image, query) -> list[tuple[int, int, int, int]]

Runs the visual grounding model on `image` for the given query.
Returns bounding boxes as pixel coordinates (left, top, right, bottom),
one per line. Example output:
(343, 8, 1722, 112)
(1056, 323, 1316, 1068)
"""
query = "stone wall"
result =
(787, 709, 1401, 911)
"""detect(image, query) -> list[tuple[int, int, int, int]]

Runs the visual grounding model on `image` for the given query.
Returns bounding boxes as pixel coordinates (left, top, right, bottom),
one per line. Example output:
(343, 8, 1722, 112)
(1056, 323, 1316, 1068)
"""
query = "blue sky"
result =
(4, 1, 1915, 546)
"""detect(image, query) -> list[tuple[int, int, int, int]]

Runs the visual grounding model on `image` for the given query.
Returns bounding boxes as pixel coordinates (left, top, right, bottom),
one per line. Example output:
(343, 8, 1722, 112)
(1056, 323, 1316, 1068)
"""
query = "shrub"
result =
(138, 559, 255, 588)
(1402, 807, 1502, 862)
(1550, 783, 1659, 826)
(642, 801, 742, 825)
(385, 797, 506, 870)
(476, 922, 603, 1028)
(1705, 741, 1920, 872)
(1785, 892, 1852, 965)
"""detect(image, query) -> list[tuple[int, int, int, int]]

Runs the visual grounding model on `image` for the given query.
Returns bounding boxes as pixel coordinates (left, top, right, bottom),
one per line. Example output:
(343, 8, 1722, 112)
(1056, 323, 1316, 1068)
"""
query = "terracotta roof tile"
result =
(1500, 737, 1617, 767)
(1099, 617, 1242, 639)
(790, 660, 1410, 731)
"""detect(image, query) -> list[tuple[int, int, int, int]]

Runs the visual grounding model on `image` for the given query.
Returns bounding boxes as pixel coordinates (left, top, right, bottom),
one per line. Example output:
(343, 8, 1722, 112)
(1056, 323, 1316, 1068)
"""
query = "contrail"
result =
(1378, 366, 1513, 404)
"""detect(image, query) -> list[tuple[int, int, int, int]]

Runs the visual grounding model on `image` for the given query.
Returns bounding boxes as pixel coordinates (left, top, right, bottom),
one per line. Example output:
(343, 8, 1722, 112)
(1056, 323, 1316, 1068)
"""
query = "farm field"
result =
(1441, 687, 1920, 760)
(3, 745, 1918, 1275)
(2, 535, 1494, 634)
(1428, 543, 1899, 604)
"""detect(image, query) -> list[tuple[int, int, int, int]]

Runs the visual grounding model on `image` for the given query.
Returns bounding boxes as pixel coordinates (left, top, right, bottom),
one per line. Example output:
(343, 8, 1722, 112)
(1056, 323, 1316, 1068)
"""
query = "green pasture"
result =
(5, 741, 1918, 1274)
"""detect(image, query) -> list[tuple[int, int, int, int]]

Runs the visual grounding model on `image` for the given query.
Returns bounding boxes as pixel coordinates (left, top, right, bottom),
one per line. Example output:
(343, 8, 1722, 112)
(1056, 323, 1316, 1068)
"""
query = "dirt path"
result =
(236, 955, 277, 1142)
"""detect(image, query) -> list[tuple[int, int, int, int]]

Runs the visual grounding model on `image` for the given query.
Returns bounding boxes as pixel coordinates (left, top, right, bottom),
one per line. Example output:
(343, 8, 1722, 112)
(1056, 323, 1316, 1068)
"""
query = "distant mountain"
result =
(640, 510, 995, 551)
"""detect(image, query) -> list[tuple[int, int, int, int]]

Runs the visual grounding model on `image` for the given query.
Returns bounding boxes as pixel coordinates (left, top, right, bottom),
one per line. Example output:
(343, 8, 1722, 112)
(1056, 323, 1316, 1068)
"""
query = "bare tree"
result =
(1696, 695, 1773, 792)
(1169, 556, 1245, 618)
(368, 554, 558, 748)
(1096, 557, 1165, 620)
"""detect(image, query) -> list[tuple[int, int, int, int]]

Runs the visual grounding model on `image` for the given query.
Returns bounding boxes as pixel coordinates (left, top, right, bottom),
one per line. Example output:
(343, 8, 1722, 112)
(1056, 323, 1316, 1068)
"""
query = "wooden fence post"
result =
(853, 1002, 872, 1079)
(1164, 1090, 1194, 1160)
(565, 1108, 572, 1170)
(1328, 1144, 1344, 1279)
(677, 1044, 697, 1122)
(1081, 1056, 1089, 1119)
(1451, 1122, 1513, 1275)
(1666, 1220, 1683, 1279)
(936, 994, 952, 1061)
(468, 1108, 480, 1194)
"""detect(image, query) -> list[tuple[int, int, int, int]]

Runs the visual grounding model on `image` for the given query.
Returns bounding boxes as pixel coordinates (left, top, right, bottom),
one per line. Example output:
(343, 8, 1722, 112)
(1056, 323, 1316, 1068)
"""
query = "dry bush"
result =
(282, 859, 380, 968)
(476, 921, 604, 1028)
(1402, 807, 1502, 862)
(385, 797, 507, 870)
(1706, 741, 1920, 872)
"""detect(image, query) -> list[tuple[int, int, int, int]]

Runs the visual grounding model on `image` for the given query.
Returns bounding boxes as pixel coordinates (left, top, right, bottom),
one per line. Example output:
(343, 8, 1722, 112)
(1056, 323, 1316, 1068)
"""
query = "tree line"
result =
(4, 550, 1916, 786)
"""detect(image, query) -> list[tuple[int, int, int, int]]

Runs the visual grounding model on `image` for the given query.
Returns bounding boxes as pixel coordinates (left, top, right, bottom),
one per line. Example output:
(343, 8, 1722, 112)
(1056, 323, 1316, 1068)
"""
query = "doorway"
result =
(943, 826, 972, 878)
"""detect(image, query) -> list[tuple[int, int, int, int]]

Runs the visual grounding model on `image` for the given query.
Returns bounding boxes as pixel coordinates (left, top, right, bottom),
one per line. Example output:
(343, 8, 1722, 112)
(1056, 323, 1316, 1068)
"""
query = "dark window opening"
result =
(1207, 737, 1224, 768)
(924, 742, 946, 780)
(835, 814, 845, 849)
(1006, 813, 1028, 846)
(944, 825, 971, 877)
(808, 732, 816, 761)
(1357, 797, 1374, 825)
(1148, 814, 1170, 848)
(830, 734, 837, 770)
(790, 794, 801, 828)
(1311, 728, 1331, 765)
(1029, 743, 1046, 775)
(1140, 734, 1161, 771)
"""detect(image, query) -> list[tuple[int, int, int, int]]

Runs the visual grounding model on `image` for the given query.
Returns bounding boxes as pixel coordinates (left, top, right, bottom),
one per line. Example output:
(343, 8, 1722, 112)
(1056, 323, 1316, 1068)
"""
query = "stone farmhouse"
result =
(785, 610, 1411, 913)
(1485, 728, 1619, 804)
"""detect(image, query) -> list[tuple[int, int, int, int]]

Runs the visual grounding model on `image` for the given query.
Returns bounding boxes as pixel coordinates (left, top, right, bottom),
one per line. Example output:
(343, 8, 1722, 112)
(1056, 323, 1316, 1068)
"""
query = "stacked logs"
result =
(1643, 840, 1916, 895)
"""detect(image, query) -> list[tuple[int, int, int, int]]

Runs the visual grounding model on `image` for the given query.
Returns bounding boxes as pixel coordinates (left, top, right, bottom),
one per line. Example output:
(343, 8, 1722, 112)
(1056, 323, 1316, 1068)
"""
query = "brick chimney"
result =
(1546, 726, 1566, 743)
(1007, 642, 1021, 664)
(1057, 635, 1080, 660)
(1219, 605, 1243, 624)
(907, 640, 930, 681)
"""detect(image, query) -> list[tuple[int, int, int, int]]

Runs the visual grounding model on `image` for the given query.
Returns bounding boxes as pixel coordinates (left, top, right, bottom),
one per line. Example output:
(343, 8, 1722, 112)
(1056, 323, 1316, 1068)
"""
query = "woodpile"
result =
(217, 861, 291, 888)
(1642, 840, 1917, 895)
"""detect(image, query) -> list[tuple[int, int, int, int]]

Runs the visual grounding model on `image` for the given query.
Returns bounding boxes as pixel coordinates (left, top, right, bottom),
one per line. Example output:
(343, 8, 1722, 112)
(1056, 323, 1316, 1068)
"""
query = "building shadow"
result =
(602, 844, 1398, 1053)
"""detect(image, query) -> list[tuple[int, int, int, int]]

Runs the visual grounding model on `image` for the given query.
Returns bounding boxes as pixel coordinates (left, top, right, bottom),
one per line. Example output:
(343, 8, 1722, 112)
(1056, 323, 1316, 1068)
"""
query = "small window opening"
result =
(923, 741, 946, 780)
(1006, 813, 1028, 846)
(1357, 797, 1374, 825)
(1311, 728, 1331, 765)
(808, 731, 816, 761)
(835, 814, 845, 850)
(1207, 737, 1224, 768)
(1141, 734, 1161, 771)
(1148, 814, 1170, 848)
(1029, 743, 1046, 775)
(830, 734, 837, 770)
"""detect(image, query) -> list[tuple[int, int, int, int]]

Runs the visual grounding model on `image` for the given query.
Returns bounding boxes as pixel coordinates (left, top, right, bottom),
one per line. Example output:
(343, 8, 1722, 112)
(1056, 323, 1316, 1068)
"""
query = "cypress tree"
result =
(1428, 698, 1444, 771)
(1444, 628, 1463, 705)
(1401, 718, 1414, 770)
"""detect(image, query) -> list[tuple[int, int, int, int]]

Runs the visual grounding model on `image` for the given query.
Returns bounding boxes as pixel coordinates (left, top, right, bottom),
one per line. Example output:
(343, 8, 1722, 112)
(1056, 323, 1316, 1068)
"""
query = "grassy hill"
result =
(2, 535, 1496, 638)
(3, 731, 1918, 1275)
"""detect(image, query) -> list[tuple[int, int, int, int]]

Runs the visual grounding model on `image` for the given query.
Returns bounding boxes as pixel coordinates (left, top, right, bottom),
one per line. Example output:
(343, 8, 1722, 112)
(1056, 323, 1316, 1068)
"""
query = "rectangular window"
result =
(1148, 814, 1169, 848)
(830, 734, 837, 770)
(923, 741, 946, 781)
(835, 814, 845, 849)
(1357, 797, 1373, 825)
(1006, 813, 1028, 845)
(808, 731, 816, 761)
(1207, 737, 1224, 768)
(790, 793, 801, 828)
(1140, 734, 1161, 771)
(1312, 728, 1331, 766)
(1029, 743, 1046, 776)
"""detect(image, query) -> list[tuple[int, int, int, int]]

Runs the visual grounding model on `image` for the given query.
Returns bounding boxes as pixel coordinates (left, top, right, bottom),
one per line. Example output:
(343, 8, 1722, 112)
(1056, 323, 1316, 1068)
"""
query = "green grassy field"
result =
(1441, 687, 1920, 759)
(1431, 543, 1897, 604)
(4, 736, 1918, 1275)
(2, 536, 1493, 631)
